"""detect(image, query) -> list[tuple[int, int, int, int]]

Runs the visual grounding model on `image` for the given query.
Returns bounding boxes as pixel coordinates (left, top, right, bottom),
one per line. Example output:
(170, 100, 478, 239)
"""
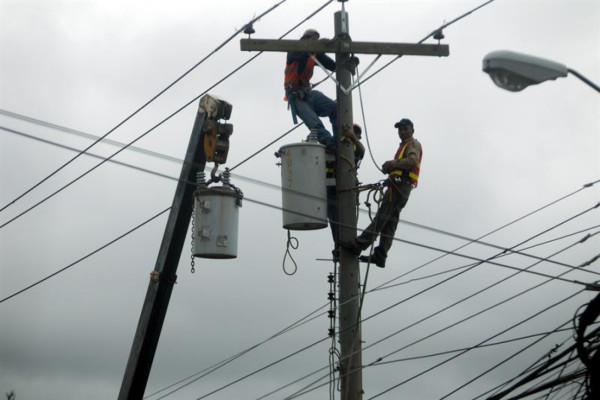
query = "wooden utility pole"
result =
(241, 2, 448, 398)
(118, 94, 231, 400)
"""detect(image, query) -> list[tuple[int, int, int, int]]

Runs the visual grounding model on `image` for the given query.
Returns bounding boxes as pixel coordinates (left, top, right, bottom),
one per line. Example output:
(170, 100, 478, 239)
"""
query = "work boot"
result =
(331, 249, 340, 262)
(339, 239, 363, 255)
(359, 254, 385, 268)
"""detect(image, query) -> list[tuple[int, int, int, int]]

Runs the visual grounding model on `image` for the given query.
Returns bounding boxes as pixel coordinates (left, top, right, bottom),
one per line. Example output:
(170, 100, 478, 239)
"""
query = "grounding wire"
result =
(0, 0, 335, 231)
(0, 0, 290, 215)
(5, 124, 597, 280)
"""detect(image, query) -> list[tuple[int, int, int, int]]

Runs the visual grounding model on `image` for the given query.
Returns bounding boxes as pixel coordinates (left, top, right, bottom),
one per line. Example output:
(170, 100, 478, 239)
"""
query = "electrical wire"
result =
(253, 237, 599, 398)
(262, 227, 600, 399)
(370, 326, 577, 366)
(144, 302, 330, 399)
(0, 0, 335, 231)
(0, 0, 290, 215)
(8, 129, 591, 310)
(439, 320, 574, 399)
(6, 124, 597, 282)
(0, 206, 170, 304)
(3, 1, 596, 396)
(484, 327, 600, 400)
(372, 223, 600, 292)
(365, 289, 586, 400)
(352, 0, 497, 91)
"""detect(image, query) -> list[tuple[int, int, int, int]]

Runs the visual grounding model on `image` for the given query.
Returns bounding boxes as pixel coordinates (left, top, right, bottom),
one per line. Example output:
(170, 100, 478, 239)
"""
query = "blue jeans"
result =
(292, 90, 337, 150)
(356, 183, 412, 262)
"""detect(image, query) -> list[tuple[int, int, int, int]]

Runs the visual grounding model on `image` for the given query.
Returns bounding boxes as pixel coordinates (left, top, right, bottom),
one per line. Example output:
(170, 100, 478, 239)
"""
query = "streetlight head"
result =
(482, 50, 568, 92)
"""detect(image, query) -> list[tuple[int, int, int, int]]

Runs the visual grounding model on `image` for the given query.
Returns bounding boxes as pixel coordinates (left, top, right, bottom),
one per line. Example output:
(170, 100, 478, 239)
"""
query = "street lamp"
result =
(482, 50, 600, 93)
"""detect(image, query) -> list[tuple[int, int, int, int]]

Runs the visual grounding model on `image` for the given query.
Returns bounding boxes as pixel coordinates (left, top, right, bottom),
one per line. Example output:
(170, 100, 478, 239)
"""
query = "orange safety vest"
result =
(284, 55, 316, 93)
(389, 141, 422, 187)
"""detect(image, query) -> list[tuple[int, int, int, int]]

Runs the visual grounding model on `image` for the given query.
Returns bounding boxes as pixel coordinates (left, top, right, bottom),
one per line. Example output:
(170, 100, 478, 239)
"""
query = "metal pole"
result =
(335, 9, 363, 400)
(118, 105, 207, 400)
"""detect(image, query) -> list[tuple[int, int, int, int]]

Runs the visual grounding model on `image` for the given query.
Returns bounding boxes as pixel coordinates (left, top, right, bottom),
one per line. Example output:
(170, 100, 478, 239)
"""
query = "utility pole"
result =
(118, 94, 232, 400)
(241, 2, 448, 398)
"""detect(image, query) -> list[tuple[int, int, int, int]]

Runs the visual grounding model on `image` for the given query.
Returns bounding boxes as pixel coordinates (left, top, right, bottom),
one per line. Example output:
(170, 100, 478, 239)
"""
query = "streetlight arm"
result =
(567, 68, 600, 93)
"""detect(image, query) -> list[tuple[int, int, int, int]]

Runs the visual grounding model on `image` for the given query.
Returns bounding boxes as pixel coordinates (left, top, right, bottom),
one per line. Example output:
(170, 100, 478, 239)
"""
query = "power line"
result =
(0, 108, 184, 164)
(372, 225, 600, 293)
(0, 0, 334, 231)
(439, 320, 574, 399)
(0, 206, 170, 304)
(353, 0, 497, 90)
(6, 123, 597, 281)
(265, 228, 599, 399)
(370, 326, 575, 366)
(3, 126, 596, 312)
(0, 0, 290, 215)
(145, 303, 330, 399)
(366, 289, 586, 400)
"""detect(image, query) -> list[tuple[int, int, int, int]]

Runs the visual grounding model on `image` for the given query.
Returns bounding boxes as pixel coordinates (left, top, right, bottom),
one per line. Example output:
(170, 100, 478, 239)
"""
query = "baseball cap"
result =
(301, 29, 320, 39)
(394, 118, 413, 128)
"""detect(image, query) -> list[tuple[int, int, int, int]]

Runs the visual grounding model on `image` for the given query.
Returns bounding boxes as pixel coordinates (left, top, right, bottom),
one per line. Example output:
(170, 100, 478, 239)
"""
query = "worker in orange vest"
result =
(284, 29, 337, 151)
(341, 118, 422, 268)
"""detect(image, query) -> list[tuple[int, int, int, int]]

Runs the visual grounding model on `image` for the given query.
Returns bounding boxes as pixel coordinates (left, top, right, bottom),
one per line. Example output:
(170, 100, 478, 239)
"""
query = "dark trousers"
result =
(356, 183, 411, 261)
(327, 185, 339, 245)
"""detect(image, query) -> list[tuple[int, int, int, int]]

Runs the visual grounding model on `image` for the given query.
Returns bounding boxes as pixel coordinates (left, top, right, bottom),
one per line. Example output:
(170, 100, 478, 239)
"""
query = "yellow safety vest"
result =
(389, 141, 422, 187)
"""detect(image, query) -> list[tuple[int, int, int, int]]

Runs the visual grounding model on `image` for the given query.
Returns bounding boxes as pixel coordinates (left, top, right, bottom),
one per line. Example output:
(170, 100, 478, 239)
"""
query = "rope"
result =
(282, 229, 299, 275)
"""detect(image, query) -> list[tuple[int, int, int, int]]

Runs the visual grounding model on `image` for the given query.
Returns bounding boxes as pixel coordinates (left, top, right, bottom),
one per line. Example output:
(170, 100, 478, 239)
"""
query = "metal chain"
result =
(190, 200, 196, 274)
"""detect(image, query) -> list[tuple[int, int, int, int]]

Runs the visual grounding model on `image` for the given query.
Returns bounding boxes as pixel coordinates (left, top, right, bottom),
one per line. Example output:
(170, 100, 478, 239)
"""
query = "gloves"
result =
(381, 160, 396, 173)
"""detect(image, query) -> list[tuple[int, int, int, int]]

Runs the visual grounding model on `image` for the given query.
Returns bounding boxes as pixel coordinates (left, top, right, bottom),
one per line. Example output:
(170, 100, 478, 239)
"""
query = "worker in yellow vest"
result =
(341, 118, 422, 268)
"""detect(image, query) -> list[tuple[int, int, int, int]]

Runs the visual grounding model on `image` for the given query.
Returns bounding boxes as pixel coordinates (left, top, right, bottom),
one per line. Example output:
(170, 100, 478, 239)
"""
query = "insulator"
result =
(328, 273, 335, 283)
(328, 328, 335, 337)
(221, 168, 231, 186)
(306, 128, 319, 143)
(197, 171, 206, 186)
(328, 292, 335, 301)
(328, 310, 335, 319)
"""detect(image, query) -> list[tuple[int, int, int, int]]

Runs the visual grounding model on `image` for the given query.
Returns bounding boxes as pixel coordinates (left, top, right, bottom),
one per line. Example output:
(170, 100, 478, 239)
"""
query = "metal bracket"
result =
(150, 271, 160, 282)
(149, 270, 177, 285)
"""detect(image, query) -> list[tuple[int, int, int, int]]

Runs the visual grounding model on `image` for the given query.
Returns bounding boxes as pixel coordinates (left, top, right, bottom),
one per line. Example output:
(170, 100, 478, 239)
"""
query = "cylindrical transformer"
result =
(193, 185, 241, 259)
(278, 141, 327, 230)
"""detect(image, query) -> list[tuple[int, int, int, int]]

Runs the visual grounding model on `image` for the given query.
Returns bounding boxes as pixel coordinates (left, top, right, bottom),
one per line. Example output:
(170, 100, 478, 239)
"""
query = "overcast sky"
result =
(1, 0, 599, 399)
